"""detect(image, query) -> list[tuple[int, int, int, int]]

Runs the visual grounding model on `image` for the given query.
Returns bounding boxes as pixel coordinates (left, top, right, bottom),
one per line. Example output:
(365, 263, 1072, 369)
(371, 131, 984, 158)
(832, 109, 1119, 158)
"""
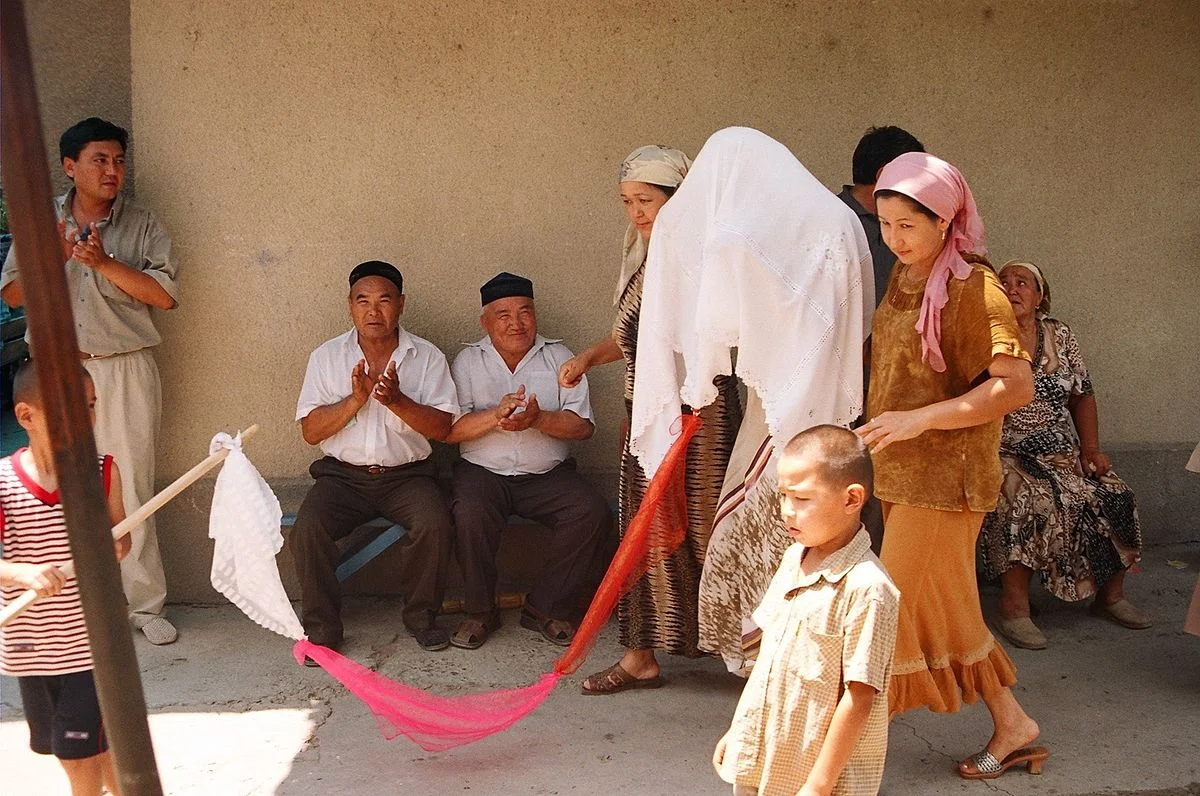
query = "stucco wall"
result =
(61, 0, 1200, 597)
(13, 0, 132, 193)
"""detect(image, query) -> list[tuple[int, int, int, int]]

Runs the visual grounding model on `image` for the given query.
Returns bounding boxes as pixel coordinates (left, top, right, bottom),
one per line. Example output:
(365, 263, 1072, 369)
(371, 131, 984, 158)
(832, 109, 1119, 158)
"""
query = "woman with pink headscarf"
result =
(856, 152, 1047, 781)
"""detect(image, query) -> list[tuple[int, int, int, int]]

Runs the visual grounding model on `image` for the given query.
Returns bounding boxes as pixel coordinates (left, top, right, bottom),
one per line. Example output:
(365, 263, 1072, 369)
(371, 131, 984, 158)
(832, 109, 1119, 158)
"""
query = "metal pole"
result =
(0, 1, 164, 792)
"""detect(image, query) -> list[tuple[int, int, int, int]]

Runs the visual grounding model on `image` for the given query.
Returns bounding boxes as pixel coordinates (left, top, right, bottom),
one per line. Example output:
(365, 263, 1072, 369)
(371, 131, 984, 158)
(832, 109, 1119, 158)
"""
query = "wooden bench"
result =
(280, 514, 407, 583)
(282, 499, 618, 585)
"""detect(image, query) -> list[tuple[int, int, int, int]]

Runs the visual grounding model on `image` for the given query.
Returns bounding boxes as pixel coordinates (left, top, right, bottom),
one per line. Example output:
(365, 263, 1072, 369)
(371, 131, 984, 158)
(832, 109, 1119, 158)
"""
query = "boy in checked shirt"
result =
(714, 425, 899, 795)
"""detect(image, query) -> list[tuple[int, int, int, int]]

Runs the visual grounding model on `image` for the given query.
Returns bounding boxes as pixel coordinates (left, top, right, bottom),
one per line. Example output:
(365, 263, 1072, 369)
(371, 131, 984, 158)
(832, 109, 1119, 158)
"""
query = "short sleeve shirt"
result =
(0, 190, 176, 356)
(295, 328, 458, 466)
(867, 260, 1029, 511)
(451, 335, 592, 475)
(721, 529, 899, 795)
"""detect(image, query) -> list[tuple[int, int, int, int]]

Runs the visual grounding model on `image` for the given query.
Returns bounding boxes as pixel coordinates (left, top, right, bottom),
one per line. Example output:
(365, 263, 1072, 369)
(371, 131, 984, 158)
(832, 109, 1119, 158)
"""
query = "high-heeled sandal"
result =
(958, 746, 1049, 780)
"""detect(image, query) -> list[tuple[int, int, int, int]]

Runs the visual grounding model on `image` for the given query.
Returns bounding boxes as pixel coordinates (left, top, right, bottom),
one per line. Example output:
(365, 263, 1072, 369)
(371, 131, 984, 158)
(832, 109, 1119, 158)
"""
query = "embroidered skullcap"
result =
(349, 260, 403, 294)
(480, 272, 534, 306)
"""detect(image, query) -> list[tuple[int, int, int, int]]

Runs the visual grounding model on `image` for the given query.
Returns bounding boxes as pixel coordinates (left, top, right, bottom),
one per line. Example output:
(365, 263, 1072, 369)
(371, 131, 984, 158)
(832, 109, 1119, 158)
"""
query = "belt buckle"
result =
(366, 465, 386, 475)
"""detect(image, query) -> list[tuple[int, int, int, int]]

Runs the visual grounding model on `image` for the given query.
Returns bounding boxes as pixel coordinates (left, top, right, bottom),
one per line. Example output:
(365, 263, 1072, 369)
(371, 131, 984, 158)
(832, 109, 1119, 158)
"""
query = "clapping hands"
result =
(351, 360, 409, 409)
(494, 384, 540, 431)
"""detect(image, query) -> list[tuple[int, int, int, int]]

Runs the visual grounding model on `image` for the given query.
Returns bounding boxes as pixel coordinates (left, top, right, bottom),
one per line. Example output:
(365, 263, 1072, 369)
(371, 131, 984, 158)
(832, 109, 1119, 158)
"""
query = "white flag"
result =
(208, 432, 305, 640)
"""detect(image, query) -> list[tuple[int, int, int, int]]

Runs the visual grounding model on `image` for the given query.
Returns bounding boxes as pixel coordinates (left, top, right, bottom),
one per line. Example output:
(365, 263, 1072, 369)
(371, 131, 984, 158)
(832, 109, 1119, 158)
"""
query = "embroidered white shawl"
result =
(630, 126, 873, 476)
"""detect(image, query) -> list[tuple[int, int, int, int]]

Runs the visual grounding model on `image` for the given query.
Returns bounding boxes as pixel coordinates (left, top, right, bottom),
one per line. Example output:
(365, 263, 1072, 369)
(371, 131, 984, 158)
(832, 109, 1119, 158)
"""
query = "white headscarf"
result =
(614, 145, 692, 304)
(630, 127, 874, 476)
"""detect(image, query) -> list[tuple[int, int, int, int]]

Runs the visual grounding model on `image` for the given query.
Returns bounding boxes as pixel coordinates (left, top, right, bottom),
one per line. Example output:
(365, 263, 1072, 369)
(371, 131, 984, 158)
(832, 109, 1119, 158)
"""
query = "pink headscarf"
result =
(875, 152, 987, 372)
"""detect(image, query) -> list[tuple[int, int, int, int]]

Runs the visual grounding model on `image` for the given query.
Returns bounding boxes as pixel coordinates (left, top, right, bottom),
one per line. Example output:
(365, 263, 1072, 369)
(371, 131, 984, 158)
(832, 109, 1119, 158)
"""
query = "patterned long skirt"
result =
(616, 379, 740, 655)
(980, 449, 1142, 602)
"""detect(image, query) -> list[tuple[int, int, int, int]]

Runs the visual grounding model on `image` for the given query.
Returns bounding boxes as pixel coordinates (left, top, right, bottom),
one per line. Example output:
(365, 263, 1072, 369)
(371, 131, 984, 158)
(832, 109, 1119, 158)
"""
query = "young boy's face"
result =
(14, 377, 98, 440)
(777, 451, 860, 548)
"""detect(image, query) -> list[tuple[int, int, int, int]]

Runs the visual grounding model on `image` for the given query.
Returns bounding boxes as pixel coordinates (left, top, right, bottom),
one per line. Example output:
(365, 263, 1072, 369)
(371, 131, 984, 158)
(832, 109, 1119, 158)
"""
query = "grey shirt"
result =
(838, 185, 895, 308)
(1, 190, 176, 356)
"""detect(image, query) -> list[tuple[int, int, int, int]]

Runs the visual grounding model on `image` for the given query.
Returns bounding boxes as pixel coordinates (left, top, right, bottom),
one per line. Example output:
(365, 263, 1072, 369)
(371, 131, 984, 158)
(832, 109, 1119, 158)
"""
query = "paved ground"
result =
(2, 543, 1199, 795)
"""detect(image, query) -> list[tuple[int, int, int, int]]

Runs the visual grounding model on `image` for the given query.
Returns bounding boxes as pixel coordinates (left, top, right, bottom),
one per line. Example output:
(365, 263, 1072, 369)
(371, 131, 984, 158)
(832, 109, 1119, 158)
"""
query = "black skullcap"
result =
(480, 272, 534, 306)
(348, 260, 403, 294)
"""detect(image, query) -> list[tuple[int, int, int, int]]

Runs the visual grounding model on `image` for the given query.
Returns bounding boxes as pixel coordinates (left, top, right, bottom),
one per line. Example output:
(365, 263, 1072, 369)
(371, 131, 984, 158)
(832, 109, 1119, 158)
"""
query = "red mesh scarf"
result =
(293, 414, 700, 752)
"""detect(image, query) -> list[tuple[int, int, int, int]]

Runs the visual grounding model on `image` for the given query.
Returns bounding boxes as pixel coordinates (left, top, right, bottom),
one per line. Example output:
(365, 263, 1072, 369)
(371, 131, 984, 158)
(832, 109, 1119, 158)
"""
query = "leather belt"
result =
(338, 461, 410, 475)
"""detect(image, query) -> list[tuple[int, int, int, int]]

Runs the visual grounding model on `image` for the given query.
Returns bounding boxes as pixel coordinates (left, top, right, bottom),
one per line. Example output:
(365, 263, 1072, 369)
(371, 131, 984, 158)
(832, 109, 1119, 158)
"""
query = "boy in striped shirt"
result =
(1, 360, 129, 795)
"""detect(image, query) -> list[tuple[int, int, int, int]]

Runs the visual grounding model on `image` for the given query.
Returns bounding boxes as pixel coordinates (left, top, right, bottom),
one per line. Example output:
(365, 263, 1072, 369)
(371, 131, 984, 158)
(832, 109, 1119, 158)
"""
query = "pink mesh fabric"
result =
(293, 415, 701, 751)
(294, 640, 560, 752)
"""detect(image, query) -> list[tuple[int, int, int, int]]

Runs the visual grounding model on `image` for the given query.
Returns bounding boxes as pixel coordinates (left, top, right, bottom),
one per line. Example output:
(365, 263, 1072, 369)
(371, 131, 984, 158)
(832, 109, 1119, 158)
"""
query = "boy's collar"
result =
(785, 525, 870, 593)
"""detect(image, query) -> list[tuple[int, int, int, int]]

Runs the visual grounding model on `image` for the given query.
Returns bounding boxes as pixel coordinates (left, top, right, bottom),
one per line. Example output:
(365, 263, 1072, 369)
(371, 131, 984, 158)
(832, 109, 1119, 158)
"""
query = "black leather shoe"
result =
(303, 639, 341, 667)
(409, 624, 451, 652)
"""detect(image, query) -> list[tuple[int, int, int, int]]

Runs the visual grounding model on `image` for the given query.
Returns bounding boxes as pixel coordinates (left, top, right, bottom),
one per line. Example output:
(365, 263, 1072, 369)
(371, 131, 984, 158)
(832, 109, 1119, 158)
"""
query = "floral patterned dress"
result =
(980, 316, 1142, 601)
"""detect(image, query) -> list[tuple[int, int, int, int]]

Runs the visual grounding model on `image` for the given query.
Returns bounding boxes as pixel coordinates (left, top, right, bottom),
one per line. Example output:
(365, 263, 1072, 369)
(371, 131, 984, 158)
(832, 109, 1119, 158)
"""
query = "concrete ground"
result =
(3, 543, 1199, 795)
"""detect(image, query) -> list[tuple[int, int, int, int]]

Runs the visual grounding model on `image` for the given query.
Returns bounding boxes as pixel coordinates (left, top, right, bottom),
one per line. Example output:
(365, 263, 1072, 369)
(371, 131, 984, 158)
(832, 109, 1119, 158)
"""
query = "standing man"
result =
(837, 125, 925, 305)
(291, 260, 457, 654)
(837, 126, 924, 553)
(1, 117, 180, 645)
(446, 273, 611, 649)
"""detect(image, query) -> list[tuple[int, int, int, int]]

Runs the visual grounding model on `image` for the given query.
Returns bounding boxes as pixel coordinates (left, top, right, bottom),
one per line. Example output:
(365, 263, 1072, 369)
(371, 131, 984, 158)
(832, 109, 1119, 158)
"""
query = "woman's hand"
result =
(1080, 447, 1112, 476)
(558, 354, 590, 388)
(856, 408, 931, 453)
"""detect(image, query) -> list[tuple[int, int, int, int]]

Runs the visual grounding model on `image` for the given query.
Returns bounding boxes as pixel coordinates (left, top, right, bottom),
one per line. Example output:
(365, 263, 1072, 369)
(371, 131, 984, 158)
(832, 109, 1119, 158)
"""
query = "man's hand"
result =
(499, 392, 540, 432)
(372, 362, 408, 408)
(493, 385, 528, 423)
(10, 563, 68, 597)
(71, 223, 115, 270)
(57, 219, 78, 263)
(351, 359, 374, 408)
(115, 534, 132, 562)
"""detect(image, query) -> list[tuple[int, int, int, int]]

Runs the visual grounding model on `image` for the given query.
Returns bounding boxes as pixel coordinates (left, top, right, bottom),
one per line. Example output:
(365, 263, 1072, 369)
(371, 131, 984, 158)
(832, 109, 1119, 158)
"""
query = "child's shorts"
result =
(18, 670, 108, 759)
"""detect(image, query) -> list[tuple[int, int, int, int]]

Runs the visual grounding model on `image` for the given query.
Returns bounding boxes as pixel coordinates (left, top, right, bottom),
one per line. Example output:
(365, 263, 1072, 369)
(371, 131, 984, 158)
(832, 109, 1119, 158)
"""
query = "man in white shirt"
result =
(446, 273, 612, 650)
(291, 261, 457, 653)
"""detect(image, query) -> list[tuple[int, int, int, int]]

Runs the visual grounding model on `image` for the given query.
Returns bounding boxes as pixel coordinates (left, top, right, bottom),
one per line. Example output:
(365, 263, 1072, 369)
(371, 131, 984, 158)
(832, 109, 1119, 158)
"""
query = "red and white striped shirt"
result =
(0, 449, 112, 676)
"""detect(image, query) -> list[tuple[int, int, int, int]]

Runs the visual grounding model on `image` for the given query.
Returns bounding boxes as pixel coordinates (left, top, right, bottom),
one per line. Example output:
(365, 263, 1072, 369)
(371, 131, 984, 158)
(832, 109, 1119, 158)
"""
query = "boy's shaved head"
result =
(781, 424, 874, 495)
(12, 359, 92, 407)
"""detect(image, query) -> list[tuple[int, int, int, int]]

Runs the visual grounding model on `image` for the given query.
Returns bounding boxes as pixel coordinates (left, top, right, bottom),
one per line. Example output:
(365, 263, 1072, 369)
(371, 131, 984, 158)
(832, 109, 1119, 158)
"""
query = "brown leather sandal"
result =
(519, 607, 576, 646)
(451, 612, 500, 650)
(580, 662, 663, 695)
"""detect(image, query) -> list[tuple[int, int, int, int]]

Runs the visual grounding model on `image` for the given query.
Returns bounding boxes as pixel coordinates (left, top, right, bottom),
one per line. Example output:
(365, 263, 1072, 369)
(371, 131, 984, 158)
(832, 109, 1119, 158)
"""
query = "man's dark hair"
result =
(59, 117, 128, 161)
(851, 126, 924, 186)
(782, 424, 874, 495)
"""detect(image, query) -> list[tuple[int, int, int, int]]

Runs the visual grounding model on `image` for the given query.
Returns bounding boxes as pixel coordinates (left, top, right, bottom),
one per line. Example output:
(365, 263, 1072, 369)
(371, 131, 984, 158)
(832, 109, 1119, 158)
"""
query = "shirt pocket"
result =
(786, 625, 841, 685)
(94, 268, 139, 307)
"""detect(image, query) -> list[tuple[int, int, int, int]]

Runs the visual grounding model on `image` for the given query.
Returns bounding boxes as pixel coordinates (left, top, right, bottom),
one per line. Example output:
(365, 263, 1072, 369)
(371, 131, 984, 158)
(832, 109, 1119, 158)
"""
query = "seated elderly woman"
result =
(980, 260, 1149, 650)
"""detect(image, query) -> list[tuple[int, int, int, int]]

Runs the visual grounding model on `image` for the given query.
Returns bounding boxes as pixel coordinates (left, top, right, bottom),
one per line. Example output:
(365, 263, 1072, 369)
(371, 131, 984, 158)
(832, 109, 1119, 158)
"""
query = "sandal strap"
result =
(969, 751, 1002, 774)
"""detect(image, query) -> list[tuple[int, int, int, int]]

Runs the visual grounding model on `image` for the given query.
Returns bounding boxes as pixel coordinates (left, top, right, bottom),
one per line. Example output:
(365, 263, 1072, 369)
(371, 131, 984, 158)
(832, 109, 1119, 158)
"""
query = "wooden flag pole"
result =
(0, 425, 261, 627)
(1, 1, 164, 792)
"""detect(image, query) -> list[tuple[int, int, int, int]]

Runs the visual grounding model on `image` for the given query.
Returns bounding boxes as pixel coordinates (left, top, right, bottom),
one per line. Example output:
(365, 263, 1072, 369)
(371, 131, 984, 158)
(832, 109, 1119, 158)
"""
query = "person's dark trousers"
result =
(289, 456, 453, 647)
(451, 458, 612, 621)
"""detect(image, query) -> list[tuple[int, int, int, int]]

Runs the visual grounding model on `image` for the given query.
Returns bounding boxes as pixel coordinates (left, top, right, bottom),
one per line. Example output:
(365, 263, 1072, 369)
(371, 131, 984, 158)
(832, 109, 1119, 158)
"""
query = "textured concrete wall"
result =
(10, 1, 132, 193)
(123, 0, 1200, 599)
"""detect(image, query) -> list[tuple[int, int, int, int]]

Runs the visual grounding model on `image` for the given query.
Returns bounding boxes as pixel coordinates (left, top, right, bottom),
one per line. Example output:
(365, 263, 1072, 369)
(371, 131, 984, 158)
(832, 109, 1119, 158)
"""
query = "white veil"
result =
(629, 126, 873, 476)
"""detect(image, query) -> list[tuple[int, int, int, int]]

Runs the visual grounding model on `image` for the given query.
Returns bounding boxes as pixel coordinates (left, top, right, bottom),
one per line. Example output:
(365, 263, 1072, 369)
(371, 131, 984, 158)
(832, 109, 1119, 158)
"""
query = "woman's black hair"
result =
(874, 189, 938, 221)
(647, 183, 677, 198)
